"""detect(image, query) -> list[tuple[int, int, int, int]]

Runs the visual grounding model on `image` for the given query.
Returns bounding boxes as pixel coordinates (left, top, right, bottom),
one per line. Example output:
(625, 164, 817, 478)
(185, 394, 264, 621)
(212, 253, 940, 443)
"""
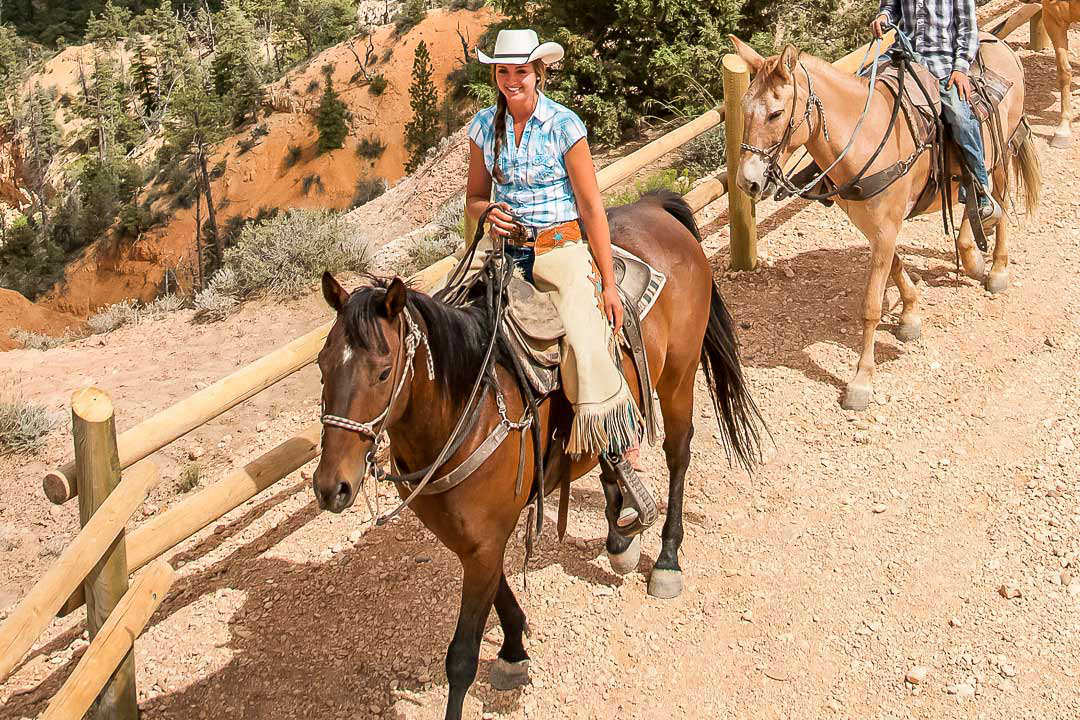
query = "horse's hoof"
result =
(962, 249, 985, 280)
(490, 658, 530, 690)
(648, 568, 683, 599)
(1050, 132, 1072, 149)
(841, 384, 872, 411)
(896, 317, 922, 342)
(986, 271, 1009, 294)
(608, 535, 641, 575)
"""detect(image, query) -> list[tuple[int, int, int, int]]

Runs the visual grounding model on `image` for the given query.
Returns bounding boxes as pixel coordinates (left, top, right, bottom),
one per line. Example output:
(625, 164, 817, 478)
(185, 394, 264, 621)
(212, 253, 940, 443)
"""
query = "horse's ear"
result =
(729, 35, 764, 74)
(381, 277, 407, 319)
(322, 271, 348, 314)
(778, 44, 801, 78)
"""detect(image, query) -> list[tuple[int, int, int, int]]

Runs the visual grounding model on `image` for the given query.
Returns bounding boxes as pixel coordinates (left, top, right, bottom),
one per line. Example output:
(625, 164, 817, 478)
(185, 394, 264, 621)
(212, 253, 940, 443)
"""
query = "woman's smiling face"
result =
(495, 63, 539, 104)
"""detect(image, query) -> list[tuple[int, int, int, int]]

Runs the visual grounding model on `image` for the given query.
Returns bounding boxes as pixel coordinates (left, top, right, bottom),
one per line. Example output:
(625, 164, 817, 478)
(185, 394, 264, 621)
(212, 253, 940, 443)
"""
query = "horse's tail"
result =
(649, 188, 765, 469)
(1011, 119, 1041, 215)
(700, 278, 767, 472)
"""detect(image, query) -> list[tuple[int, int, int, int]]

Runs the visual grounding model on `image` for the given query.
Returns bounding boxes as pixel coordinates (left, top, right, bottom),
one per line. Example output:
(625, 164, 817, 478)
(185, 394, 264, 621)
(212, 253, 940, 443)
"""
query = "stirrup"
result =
(602, 454, 658, 538)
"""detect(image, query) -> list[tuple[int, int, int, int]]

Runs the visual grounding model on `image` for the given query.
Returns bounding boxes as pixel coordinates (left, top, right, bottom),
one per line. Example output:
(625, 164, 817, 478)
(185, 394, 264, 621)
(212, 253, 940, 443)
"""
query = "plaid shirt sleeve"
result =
(952, 0, 978, 73)
(553, 111, 588, 156)
(878, 0, 901, 26)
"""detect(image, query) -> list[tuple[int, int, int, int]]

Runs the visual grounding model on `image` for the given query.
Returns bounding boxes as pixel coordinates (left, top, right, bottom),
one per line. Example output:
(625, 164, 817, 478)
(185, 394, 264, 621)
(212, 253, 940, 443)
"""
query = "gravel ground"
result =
(1, 15, 1078, 720)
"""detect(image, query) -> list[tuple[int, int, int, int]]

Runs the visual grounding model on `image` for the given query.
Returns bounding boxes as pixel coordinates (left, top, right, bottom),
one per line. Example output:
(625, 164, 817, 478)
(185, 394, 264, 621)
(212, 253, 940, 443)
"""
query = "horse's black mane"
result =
(340, 278, 509, 407)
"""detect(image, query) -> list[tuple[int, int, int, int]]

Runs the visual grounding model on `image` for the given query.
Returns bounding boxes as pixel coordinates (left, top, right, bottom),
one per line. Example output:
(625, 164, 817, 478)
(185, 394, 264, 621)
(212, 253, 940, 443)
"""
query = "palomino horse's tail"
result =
(1011, 119, 1041, 215)
(649, 190, 766, 471)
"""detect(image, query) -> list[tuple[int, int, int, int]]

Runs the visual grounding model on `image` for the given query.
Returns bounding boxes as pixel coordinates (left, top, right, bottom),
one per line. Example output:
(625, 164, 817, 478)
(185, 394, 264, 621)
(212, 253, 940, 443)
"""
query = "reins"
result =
(747, 24, 940, 206)
(321, 204, 542, 529)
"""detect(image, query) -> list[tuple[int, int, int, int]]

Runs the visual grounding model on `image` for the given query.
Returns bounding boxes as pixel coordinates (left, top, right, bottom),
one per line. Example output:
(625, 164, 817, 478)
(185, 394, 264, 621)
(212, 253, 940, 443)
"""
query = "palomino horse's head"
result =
(313, 272, 410, 513)
(729, 37, 810, 201)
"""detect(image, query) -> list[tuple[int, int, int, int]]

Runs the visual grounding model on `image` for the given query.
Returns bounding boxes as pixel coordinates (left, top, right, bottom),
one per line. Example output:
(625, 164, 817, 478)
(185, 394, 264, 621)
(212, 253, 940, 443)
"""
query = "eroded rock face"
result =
(0, 287, 86, 350)
(0, 133, 32, 210)
(357, 0, 403, 29)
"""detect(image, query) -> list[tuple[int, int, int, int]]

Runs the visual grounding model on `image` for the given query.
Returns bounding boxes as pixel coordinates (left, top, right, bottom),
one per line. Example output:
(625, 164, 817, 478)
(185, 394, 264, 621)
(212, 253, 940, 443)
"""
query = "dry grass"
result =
(177, 463, 202, 493)
(88, 300, 140, 334)
(8, 328, 75, 350)
(0, 378, 56, 455)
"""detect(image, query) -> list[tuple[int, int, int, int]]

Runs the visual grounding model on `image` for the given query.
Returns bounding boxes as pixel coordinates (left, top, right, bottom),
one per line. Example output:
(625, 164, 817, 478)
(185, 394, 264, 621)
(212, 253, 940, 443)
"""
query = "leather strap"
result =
(398, 420, 510, 496)
(618, 287, 659, 446)
(557, 464, 571, 541)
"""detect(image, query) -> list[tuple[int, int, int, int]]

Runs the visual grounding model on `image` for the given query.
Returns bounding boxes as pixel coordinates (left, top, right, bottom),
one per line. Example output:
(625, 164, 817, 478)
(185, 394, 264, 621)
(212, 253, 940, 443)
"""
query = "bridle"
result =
(320, 306, 435, 506)
(321, 307, 433, 442)
(740, 36, 891, 201)
(740, 60, 830, 190)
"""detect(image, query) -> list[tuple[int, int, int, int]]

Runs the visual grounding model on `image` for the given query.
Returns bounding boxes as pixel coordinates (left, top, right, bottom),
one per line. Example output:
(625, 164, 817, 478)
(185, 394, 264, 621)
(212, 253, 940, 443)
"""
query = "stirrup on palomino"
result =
(601, 453, 658, 538)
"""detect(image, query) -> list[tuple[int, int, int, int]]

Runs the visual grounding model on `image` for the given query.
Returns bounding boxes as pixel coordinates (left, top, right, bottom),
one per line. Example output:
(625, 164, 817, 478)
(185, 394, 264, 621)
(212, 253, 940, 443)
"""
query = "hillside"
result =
(36, 7, 493, 318)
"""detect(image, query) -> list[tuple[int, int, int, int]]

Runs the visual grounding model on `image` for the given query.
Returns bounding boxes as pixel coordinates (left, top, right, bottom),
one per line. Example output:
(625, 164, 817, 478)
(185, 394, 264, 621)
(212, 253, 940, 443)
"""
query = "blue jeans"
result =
(939, 78, 989, 191)
(504, 243, 535, 284)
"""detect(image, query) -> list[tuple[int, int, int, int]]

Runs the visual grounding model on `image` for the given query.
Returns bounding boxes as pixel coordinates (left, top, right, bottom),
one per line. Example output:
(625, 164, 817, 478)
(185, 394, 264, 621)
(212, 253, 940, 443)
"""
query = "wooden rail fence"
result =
(0, 5, 1041, 716)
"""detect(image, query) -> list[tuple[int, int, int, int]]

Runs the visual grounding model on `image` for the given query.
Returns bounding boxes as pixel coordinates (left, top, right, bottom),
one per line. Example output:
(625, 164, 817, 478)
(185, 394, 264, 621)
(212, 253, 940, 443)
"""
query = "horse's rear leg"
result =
(489, 572, 531, 690)
(890, 253, 922, 341)
(444, 555, 500, 720)
(986, 165, 1010, 294)
(648, 369, 695, 599)
(1046, 14, 1073, 148)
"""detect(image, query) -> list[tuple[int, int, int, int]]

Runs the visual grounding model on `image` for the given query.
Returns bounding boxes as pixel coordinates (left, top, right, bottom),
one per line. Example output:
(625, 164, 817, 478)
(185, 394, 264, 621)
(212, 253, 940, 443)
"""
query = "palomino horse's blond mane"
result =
(731, 35, 1041, 410)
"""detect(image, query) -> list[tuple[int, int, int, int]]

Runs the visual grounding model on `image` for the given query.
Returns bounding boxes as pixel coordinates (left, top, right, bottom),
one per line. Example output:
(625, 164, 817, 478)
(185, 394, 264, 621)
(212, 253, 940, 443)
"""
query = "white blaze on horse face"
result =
(341, 345, 353, 365)
(737, 89, 771, 200)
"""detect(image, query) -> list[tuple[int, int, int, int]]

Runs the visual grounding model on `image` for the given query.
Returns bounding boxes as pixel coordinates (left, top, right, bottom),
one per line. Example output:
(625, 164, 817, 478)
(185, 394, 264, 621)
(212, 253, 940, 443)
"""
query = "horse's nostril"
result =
(336, 482, 350, 500)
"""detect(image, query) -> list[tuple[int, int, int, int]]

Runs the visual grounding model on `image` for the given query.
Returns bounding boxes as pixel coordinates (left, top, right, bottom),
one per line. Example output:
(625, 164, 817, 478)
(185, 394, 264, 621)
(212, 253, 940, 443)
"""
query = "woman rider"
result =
(463, 29, 655, 537)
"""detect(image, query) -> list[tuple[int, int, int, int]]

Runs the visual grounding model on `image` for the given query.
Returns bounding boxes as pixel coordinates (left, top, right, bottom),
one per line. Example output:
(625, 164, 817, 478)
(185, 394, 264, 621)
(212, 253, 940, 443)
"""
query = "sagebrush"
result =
(399, 232, 460, 277)
(605, 169, 698, 207)
(0, 380, 56, 455)
(209, 209, 369, 303)
(9, 329, 74, 350)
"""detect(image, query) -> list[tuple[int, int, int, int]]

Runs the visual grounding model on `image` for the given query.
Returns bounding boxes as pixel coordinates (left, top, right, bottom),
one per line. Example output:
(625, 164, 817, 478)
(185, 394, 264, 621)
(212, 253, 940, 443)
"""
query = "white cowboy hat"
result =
(477, 29, 564, 66)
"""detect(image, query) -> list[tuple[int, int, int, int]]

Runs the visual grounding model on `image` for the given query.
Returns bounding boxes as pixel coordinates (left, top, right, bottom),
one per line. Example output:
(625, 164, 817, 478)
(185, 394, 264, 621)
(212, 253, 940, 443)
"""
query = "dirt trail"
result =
(2, 20, 1079, 720)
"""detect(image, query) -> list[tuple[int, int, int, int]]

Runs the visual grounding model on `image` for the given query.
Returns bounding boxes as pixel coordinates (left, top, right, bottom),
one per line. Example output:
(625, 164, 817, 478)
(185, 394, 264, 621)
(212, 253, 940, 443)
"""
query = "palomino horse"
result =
(730, 36, 1041, 410)
(1041, 0, 1080, 147)
(312, 192, 763, 720)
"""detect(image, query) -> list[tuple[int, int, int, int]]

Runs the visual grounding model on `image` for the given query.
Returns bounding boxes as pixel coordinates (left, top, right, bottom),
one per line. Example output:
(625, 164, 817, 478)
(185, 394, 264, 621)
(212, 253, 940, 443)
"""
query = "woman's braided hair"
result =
(490, 61, 548, 184)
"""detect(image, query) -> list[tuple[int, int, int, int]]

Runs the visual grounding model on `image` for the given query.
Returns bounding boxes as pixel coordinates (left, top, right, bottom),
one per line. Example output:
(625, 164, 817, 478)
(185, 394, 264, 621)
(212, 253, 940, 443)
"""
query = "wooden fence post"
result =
(723, 54, 757, 271)
(42, 562, 175, 720)
(1030, 11, 1050, 51)
(72, 387, 138, 720)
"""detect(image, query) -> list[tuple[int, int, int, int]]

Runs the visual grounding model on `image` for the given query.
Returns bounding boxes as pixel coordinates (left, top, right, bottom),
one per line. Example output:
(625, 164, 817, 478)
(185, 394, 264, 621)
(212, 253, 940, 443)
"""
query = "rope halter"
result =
(320, 307, 435, 441)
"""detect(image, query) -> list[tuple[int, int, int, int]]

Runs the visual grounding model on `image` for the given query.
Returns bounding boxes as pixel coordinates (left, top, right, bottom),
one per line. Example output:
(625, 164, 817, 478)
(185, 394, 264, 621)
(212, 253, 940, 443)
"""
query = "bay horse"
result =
(730, 36, 1041, 410)
(312, 191, 763, 720)
(1041, 0, 1080, 147)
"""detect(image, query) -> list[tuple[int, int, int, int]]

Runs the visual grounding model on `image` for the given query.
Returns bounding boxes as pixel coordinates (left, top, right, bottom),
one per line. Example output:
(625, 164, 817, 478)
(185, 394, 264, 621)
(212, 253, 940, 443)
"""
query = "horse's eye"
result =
(378, 366, 392, 382)
(767, 110, 783, 122)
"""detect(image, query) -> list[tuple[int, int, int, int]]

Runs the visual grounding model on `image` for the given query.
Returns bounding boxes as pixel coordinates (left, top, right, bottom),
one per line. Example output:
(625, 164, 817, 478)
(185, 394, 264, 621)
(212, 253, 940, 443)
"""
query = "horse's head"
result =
(729, 36, 809, 201)
(313, 272, 410, 513)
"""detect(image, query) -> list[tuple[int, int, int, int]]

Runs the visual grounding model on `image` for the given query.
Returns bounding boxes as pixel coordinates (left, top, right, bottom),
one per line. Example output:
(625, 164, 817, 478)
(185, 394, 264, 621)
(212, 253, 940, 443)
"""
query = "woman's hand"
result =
(602, 285, 624, 334)
(486, 202, 517, 237)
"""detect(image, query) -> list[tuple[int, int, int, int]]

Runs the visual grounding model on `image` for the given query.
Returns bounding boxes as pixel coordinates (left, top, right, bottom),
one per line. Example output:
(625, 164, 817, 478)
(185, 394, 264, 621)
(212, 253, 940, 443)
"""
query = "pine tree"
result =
(315, 73, 348, 153)
(85, 1, 133, 47)
(212, 1, 265, 127)
(132, 38, 158, 116)
(404, 39, 439, 173)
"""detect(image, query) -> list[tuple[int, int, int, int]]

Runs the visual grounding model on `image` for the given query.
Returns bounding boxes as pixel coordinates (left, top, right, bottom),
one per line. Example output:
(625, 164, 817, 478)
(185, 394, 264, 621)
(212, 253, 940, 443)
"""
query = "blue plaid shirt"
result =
(878, 0, 979, 78)
(468, 92, 588, 228)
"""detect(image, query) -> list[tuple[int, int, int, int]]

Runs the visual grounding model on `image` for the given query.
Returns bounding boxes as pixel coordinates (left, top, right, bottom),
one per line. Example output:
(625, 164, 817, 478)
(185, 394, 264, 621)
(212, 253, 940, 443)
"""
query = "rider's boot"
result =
(601, 452, 658, 538)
